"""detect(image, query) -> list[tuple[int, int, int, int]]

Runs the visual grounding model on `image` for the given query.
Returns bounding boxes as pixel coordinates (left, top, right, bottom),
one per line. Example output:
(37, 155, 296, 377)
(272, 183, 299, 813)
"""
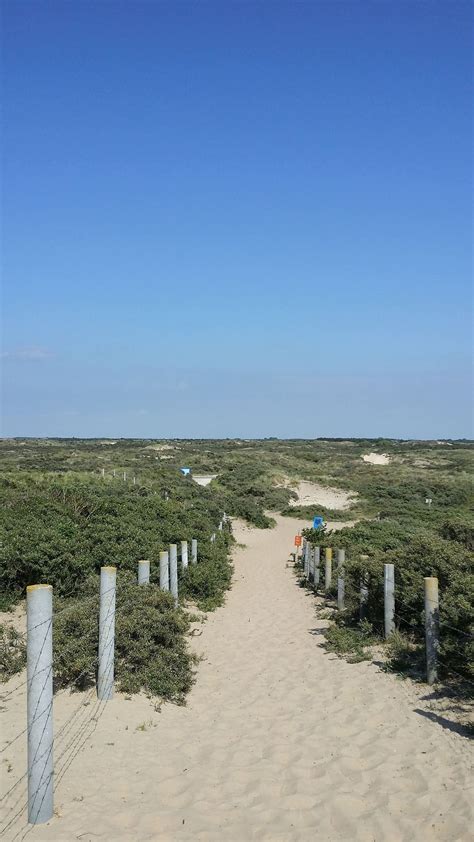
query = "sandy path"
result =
(2, 517, 472, 841)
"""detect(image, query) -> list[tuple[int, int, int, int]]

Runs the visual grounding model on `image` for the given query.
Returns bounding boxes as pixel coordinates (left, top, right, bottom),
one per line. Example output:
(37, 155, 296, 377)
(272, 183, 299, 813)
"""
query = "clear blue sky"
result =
(2, 0, 472, 438)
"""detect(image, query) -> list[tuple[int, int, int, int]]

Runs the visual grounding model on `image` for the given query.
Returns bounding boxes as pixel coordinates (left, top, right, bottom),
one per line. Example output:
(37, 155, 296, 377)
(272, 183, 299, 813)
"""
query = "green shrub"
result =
(53, 575, 195, 703)
(0, 624, 26, 680)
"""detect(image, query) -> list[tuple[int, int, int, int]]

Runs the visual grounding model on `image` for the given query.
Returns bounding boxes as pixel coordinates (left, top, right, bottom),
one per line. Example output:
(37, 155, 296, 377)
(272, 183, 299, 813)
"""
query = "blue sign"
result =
(313, 516, 324, 528)
(180, 467, 191, 476)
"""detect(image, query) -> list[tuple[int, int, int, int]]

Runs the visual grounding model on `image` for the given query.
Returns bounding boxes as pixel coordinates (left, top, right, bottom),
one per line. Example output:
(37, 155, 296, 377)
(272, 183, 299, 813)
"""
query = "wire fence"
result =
(297, 540, 474, 693)
(0, 524, 228, 839)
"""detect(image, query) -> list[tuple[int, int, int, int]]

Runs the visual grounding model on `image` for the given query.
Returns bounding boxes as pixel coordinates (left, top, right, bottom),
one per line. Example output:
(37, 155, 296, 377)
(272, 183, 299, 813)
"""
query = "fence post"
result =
(159, 551, 169, 591)
(169, 544, 178, 605)
(384, 563, 395, 638)
(314, 546, 320, 588)
(336, 548, 345, 568)
(27, 584, 53, 825)
(359, 555, 369, 619)
(424, 577, 439, 685)
(138, 559, 150, 585)
(181, 541, 189, 570)
(97, 566, 116, 700)
(337, 573, 345, 611)
(324, 548, 332, 591)
(191, 538, 198, 565)
(303, 542, 309, 579)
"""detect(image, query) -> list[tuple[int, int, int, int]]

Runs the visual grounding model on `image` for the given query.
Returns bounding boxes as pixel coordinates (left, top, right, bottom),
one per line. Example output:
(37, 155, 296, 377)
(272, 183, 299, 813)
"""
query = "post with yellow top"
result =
(138, 559, 150, 585)
(97, 566, 116, 700)
(27, 584, 53, 824)
(424, 577, 439, 685)
(324, 548, 333, 591)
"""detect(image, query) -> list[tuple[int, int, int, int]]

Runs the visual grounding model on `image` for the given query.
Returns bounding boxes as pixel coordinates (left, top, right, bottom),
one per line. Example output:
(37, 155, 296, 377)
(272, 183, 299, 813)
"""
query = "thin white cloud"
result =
(1, 347, 54, 361)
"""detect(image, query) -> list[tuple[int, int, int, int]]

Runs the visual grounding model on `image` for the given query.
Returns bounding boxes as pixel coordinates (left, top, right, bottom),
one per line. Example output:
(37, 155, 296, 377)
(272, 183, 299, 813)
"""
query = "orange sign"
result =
(294, 535, 302, 547)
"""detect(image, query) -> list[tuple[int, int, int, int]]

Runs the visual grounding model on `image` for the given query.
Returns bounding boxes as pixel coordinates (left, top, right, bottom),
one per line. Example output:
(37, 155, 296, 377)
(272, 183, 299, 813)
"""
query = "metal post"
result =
(138, 559, 150, 585)
(181, 541, 188, 570)
(27, 584, 53, 825)
(337, 574, 345, 611)
(314, 546, 320, 588)
(360, 555, 369, 620)
(384, 563, 395, 638)
(97, 566, 116, 700)
(424, 577, 439, 685)
(324, 548, 332, 591)
(191, 538, 198, 565)
(159, 551, 169, 591)
(169, 544, 178, 604)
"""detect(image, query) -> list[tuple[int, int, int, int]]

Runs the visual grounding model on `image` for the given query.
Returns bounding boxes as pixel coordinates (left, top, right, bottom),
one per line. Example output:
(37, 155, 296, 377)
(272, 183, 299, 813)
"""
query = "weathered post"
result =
(169, 544, 178, 604)
(159, 551, 169, 591)
(360, 555, 369, 619)
(384, 563, 395, 638)
(101, 468, 105, 477)
(181, 541, 189, 570)
(337, 574, 345, 611)
(97, 566, 116, 701)
(304, 543, 310, 579)
(133, 476, 136, 486)
(138, 559, 150, 585)
(314, 546, 321, 588)
(324, 548, 333, 591)
(424, 577, 439, 685)
(123, 472, 127, 482)
(191, 538, 198, 565)
(336, 548, 345, 568)
(27, 584, 53, 825)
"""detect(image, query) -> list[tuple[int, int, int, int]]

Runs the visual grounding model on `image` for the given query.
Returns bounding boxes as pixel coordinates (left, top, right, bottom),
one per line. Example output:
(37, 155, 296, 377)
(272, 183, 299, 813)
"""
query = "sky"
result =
(1, 0, 472, 439)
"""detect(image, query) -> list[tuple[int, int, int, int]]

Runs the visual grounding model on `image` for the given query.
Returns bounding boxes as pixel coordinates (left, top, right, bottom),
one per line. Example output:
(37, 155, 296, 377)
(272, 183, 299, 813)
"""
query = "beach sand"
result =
(1, 515, 472, 841)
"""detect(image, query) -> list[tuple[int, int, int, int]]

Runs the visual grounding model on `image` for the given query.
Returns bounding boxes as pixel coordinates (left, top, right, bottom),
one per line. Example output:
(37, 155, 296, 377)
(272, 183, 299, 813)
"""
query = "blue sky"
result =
(2, 0, 472, 438)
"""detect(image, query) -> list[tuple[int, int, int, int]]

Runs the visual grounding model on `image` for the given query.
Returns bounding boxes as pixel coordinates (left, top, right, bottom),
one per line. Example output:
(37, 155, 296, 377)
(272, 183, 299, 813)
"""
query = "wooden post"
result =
(97, 566, 116, 700)
(384, 563, 395, 638)
(324, 548, 332, 591)
(424, 577, 439, 684)
(159, 551, 169, 591)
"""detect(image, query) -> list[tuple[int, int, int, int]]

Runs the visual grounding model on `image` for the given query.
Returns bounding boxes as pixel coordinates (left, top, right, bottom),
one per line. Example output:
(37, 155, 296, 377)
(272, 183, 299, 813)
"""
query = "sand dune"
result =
(192, 475, 217, 487)
(361, 453, 390, 465)
(287, 481, 355, 510)
(1, 516, 472, 841)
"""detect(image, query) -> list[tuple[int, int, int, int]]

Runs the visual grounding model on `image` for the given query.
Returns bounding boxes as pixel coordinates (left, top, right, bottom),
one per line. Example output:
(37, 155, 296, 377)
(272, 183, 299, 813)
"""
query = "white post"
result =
(113, 469, 116, 477)
(191, 538, 198, 565)
(424, 577, 439, 685)
(336, 548, 345, 568)
(138, 559, 150, 585)
(101, 468, 105, 477)
(308, 546, 315, 583)
(133, 476, 136, 486)
(384, 563, 395, 638)
(123, 472, 126, 482)
(181, 541, 189, 570)
(337, 574, 345, 611)
(27, 584, 53, 825)
(324, 548, 332, 591)
(159, 551, 169, 591)
(314, 546, 321, 588)
(169, 544, 178, 604)
(97, 566, 116, 700)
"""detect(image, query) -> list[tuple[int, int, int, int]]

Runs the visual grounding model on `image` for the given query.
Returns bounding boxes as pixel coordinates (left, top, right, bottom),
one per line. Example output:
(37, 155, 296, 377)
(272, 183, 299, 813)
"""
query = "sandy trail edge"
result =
(1, 516, 472, 842)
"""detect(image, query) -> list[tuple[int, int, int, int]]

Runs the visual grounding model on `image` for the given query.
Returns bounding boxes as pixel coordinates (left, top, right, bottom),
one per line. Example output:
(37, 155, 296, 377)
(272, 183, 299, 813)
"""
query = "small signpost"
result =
(313, 516, 324, 528)
(294, 535, 302, 547)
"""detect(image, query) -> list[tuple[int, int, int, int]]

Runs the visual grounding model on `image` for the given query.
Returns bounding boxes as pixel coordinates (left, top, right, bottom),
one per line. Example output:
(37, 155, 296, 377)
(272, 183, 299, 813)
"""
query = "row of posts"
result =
(299, 540, 440, 687)
(25, 534, 204, 825)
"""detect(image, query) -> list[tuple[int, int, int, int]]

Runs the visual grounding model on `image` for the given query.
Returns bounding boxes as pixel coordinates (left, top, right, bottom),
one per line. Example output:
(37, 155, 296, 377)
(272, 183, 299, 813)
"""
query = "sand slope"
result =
(287, 481, 355, 510)
(1, 516, 472, 841)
